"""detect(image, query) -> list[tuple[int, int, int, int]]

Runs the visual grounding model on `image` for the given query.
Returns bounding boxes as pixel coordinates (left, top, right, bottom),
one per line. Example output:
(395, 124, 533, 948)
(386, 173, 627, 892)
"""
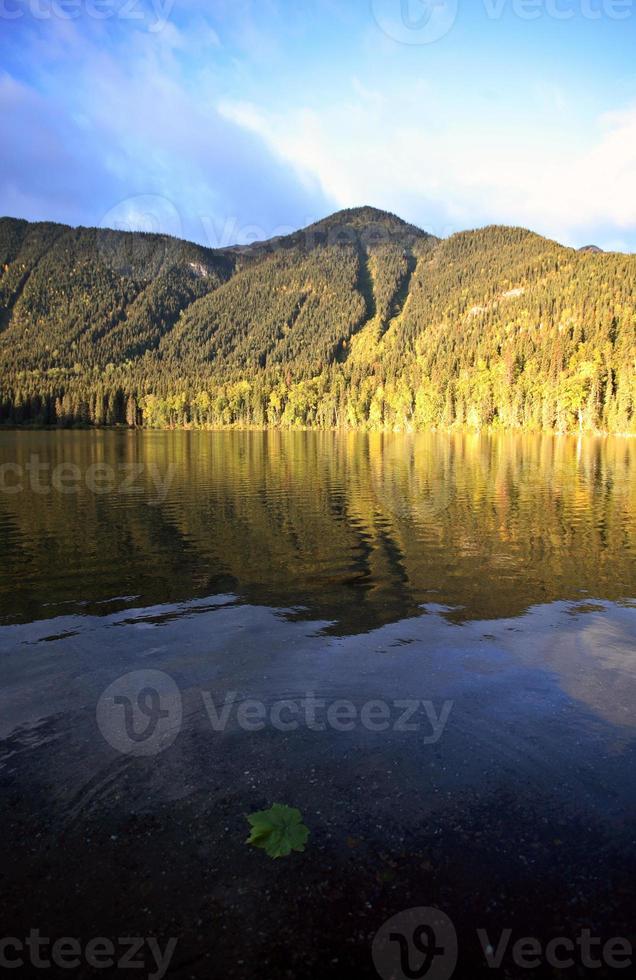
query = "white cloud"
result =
(0, 21, 331, 245)
(218, 84, 636, 249)
(4, 2, 635, 252)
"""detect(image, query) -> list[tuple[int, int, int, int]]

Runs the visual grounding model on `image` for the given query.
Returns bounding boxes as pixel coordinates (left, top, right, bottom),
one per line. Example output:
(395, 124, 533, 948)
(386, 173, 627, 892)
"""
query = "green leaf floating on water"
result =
(246, 804, 310, 859)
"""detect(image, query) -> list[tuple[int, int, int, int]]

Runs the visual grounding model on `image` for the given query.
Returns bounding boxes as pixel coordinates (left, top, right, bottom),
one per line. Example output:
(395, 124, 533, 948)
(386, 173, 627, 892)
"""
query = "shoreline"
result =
(1, 422, 633, 437)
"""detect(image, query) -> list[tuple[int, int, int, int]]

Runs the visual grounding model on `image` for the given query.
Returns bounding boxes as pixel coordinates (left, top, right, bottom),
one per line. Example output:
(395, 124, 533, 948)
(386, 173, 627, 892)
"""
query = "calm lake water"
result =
(0, 430, 635, 978)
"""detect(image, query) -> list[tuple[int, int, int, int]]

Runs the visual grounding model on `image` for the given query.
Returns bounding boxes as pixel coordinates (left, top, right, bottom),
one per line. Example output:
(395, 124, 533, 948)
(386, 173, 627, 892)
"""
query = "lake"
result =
(0, 430, 635, 978)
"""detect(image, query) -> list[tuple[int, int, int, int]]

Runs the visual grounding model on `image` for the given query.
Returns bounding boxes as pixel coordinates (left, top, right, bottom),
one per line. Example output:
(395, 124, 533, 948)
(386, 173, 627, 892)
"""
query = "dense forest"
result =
(1, 207, 634, 433)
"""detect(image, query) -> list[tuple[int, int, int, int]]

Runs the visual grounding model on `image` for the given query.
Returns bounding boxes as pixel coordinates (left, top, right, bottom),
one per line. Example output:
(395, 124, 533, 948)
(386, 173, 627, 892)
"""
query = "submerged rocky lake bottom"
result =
(0, 430, 634, 978)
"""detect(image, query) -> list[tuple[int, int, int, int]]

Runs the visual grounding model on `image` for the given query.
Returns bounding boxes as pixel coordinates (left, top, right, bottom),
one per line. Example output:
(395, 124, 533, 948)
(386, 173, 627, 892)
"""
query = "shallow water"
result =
(0, 431, 635, 978)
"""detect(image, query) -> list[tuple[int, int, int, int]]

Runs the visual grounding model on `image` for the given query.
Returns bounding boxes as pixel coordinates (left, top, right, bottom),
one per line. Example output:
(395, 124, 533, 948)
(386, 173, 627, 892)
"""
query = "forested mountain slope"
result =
(0, 207, 634, 432)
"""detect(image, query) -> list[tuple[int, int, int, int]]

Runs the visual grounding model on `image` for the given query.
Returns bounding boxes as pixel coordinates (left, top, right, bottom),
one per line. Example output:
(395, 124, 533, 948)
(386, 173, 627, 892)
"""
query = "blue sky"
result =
(1, 0, 636, 250)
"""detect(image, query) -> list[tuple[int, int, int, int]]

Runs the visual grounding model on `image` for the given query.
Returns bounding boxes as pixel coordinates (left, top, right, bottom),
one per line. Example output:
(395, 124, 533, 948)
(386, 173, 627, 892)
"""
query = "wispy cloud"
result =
(1, 0, 635, 250)
(0, 8, 332, 244)
(219, 80, 636, 249)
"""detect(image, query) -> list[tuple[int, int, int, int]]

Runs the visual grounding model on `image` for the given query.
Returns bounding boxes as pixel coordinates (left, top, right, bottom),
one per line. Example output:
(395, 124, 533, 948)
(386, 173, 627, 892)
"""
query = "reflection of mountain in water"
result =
(0, 430, 634, 633)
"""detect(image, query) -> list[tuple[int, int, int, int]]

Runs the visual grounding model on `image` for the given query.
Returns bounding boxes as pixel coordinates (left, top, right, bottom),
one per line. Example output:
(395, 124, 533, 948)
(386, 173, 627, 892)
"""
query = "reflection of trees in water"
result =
(0, 431, 633, 632)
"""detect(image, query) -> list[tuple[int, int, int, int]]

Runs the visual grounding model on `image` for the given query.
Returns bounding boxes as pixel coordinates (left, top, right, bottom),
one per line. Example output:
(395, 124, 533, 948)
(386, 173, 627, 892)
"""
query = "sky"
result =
(1, 0, 636, 251)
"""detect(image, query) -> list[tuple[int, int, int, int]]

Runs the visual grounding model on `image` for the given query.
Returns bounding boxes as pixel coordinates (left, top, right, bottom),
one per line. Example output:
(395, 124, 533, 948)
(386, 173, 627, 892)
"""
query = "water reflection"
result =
(0, 430, 633, 631)
(1, 433, 635, 974)
(1, 597, 635, 800)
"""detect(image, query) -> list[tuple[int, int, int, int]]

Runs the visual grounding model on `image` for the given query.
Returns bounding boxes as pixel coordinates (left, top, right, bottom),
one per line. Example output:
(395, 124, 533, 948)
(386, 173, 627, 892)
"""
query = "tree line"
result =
(1, 212, 634, 434)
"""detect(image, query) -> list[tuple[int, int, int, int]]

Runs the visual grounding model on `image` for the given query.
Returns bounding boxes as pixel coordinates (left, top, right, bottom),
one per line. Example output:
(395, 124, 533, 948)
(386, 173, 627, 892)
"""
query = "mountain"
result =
(579, 245, 604, 254)
(0, 208, 634, 433)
